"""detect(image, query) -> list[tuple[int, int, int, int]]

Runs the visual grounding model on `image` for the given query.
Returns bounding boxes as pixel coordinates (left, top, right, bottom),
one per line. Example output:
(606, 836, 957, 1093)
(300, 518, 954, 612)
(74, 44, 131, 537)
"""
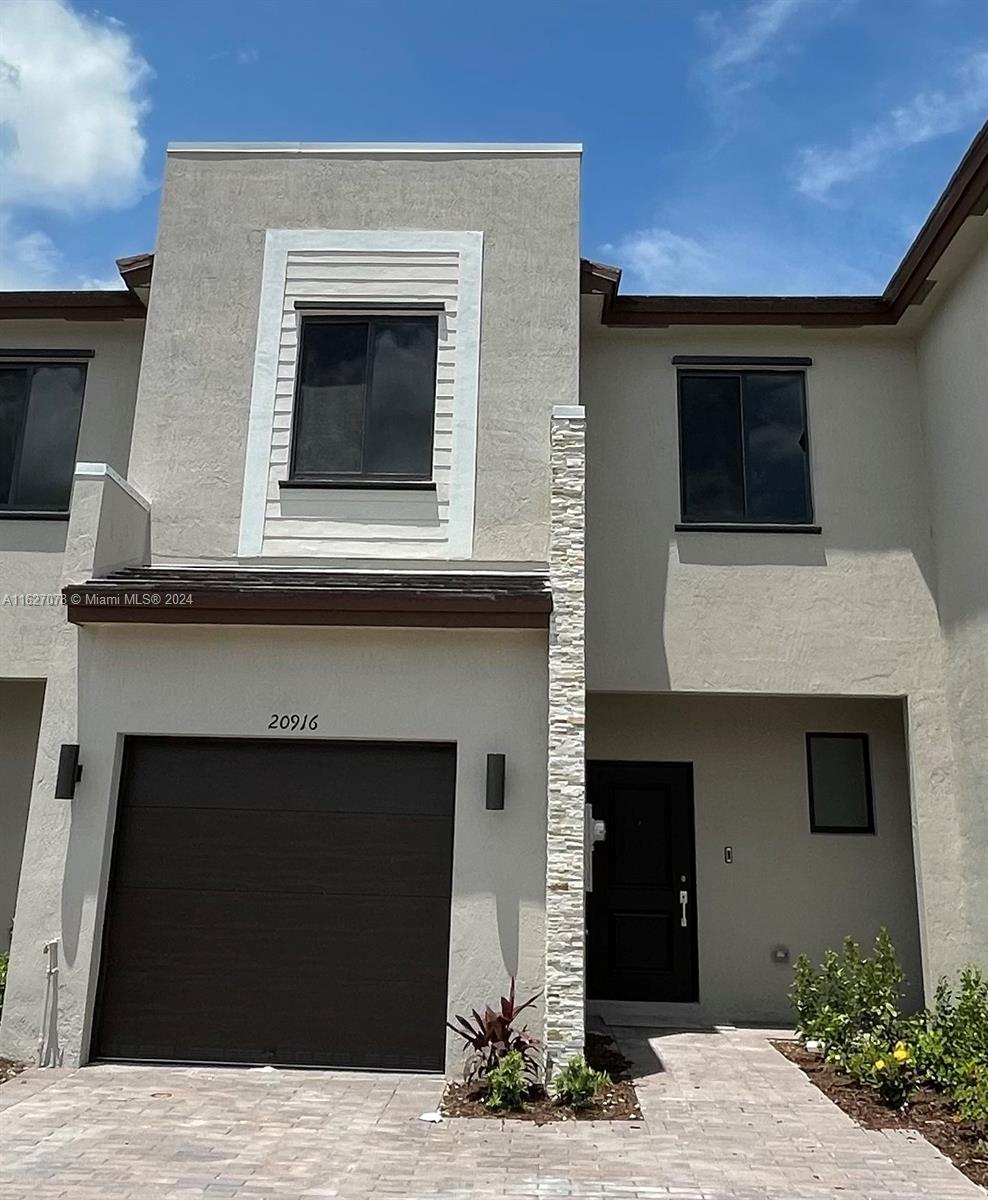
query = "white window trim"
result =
(237, 228, 484, 559)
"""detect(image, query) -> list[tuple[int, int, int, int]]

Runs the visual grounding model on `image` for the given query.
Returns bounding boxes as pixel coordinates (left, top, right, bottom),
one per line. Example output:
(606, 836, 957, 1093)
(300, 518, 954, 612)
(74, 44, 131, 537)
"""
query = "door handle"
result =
(679, 889, 689, 928)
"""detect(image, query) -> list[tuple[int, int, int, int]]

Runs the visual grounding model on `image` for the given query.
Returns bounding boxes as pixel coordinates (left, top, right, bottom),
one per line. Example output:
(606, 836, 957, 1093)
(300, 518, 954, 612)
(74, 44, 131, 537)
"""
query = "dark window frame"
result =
(287, 313, 439, 486)
(676, 368, 814, 527)
(805, 732, 876, 835)
(0, 361, 87, 516)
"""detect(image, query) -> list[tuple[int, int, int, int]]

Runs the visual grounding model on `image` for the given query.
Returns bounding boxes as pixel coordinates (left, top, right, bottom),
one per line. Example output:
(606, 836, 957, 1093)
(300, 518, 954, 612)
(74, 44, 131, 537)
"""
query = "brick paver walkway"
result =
(0, 1027, 981, 1199)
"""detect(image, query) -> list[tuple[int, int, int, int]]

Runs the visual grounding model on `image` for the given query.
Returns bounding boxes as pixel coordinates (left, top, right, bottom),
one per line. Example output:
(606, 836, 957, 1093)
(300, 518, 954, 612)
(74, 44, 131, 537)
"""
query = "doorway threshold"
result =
(589, 999, 716, 1030)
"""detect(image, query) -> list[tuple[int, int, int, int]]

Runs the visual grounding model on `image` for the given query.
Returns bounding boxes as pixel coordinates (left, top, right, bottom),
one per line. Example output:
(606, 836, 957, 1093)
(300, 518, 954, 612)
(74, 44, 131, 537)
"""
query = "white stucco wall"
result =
(0, 680, 45, 951)
(587, 692, 924, 1021)
(0, 320, 145, 678)
(0, 624, 549, 1072)
(580, 320, 972, 990)
(129, 149, 580, 564)
(916, 232, 988, 969)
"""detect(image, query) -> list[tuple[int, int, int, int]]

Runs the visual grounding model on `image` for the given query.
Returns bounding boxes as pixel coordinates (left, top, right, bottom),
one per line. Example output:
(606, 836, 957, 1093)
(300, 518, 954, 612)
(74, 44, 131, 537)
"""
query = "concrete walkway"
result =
(0, 1027, 982, 1199)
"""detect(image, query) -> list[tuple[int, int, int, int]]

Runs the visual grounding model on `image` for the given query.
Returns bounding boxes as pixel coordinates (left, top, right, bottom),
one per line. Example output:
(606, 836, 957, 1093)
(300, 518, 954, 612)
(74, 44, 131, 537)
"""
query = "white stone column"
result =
(544, 405, 586, 1064)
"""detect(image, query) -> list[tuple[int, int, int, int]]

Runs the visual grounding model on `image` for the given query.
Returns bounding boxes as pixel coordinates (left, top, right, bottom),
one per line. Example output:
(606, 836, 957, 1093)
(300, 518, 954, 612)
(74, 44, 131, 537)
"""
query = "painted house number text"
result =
(268, 713, 319, 731)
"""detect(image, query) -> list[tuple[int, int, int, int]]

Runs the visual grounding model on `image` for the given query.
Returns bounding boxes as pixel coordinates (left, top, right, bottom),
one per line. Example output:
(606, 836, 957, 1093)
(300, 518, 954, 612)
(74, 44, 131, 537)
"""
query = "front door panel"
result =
(587, 761, 697, 1002)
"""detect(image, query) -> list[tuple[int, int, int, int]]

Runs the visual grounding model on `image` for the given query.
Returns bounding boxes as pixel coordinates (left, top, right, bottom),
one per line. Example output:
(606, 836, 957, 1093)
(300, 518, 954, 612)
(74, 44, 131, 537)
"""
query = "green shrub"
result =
(484, 1050, 528, 1110)
(790, 930, 904, 1065)
(553, 1054, 610, 1108)
(953, 1063, 988, 1122)
(847, 1037, 918, 1109)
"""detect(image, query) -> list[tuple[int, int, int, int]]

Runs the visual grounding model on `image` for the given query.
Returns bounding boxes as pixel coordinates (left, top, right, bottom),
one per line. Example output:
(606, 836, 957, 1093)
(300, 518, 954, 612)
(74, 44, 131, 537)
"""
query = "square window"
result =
(678, 370, 813, 525)
(806, 733, 875, 833)
(289, 316, 438, 483)
(0, 363, 86, 512)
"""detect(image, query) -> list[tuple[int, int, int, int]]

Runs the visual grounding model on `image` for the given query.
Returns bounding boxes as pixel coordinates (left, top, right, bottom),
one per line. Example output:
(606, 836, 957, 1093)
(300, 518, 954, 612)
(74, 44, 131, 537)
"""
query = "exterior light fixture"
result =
(55, 744, 82, 799)
(486, 753, 505, 810)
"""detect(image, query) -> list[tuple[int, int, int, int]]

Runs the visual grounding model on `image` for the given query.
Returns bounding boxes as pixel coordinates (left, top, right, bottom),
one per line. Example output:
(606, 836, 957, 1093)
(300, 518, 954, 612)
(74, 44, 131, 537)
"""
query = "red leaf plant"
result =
(447, 978, 543, 1081)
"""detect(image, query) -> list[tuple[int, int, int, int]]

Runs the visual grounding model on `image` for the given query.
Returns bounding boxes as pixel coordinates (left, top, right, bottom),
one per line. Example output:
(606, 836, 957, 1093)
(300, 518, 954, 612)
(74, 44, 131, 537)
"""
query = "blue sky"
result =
(1, 0, 986, 294)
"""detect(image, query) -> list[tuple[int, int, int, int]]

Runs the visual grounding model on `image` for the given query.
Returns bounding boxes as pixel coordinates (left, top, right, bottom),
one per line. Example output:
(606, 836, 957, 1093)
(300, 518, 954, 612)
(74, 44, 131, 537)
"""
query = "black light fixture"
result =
(55, 744, 82, 799)
(486, 753, 505, 810)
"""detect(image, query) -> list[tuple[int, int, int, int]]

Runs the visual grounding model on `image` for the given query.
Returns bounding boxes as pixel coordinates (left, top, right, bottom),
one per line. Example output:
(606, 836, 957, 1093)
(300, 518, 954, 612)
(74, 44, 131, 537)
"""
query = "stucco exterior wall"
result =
(0, 624, 549, 1072)
(579, 321, 971, 990)
(587, 693, 924, 1021)
(0, 680, 45, 951)
(129, 150, 580, 565)
(0, 320, 145, 677)
(916, 233, 988, 969)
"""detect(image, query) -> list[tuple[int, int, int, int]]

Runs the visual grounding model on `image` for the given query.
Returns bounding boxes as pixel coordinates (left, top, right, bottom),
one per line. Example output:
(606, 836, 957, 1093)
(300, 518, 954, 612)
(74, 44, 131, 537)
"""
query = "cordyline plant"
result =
(447, 978, 543, 1082)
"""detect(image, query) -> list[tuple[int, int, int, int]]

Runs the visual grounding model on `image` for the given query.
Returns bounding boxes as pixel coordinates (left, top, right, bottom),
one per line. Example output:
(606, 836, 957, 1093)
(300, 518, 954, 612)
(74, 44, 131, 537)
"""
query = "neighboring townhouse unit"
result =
(0, 127, 984, 1074)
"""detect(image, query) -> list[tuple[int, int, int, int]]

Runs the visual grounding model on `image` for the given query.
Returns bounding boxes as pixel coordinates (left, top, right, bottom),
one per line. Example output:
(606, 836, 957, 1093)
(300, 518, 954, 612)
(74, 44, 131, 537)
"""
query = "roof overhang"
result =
(0, 290, 146, 321)
(65, 569, 553, 629)
(585, 120, 988, 329)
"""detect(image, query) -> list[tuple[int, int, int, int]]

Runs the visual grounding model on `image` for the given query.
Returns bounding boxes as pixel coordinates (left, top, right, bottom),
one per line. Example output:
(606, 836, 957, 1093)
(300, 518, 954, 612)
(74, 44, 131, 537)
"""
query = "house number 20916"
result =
(268, 713, 319, 731)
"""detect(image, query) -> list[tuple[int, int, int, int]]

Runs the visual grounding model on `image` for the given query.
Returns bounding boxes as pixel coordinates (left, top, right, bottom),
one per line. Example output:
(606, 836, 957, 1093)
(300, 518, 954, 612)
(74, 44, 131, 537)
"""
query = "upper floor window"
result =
(677, 370, 812, 525)
(289, 315, 438, 484)
(0, 363, 86, 514)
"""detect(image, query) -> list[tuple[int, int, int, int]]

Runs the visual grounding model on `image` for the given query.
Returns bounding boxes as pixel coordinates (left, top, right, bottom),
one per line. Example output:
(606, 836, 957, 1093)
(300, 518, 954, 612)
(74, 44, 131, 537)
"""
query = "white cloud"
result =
(796, 50, 988, 201)
(0, 0, 150, 211)
(699, 0, 810, 73)
(0, 0, 150, 288)
(601, 225, 879, 295)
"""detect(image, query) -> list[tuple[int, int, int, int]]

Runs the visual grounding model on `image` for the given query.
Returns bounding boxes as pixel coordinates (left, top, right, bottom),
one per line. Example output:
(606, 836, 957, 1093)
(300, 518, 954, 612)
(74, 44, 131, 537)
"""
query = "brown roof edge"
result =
(116, 252, 154, 296)
(584, 119, 988, 328)
(0, 290, 147, 321)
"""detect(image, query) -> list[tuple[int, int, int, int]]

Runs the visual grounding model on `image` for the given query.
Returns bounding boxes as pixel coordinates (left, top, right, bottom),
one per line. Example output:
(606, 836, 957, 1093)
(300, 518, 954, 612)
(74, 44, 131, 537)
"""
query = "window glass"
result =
(678, 369, 812, 524)
(0, 364, 85, 511)
(363, 319, 437, 477)
(742, 373, 811, 523)
(292, 322, 367, 476)
(807, 734, 874, 833)
(679, 373, 744, 521)
(15, 366, 87, 510)
(291, 316, 437, 481)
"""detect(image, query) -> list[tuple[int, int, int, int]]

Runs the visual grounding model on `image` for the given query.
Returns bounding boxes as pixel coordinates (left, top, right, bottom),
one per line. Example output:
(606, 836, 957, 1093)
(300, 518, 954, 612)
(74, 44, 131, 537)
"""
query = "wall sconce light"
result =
(486, 753, 505, 810)
(55, 744, 82, 799)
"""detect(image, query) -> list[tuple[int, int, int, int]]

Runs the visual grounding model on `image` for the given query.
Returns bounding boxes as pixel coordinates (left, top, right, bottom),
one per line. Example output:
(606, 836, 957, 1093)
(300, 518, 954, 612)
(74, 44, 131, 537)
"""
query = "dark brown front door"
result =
(587, 761, 697, 1002)
(93, 736, 456, 1071)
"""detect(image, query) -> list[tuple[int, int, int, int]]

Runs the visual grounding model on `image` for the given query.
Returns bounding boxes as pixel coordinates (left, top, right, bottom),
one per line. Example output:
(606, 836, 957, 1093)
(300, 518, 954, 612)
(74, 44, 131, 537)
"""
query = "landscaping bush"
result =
(484, 1050, 528, 1110)
(791, 933, 988, 1118)
(553, 1054, 610, 1108)
(447, 978, 542, 1082)
(790, 929, 904, 1065)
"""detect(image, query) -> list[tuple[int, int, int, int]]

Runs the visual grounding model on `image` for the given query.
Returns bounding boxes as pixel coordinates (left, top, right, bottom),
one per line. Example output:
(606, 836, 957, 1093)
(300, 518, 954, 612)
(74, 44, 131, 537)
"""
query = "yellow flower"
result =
(893, 1046, 910, 1063)
(874, 1059, 887, 1071)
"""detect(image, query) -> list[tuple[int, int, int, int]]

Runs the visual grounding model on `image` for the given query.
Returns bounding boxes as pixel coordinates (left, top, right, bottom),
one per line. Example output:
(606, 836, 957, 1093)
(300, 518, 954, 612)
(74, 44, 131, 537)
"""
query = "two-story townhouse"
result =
(0, 127, 984, 1075)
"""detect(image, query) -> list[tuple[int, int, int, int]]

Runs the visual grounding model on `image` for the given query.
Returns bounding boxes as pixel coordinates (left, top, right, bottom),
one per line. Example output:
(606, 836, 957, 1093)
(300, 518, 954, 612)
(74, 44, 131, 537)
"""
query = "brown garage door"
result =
(93, 736, 456, 1070)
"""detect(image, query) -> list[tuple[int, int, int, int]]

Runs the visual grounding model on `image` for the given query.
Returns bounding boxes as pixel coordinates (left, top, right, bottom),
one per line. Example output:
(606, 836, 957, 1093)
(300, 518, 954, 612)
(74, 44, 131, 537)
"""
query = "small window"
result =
(806, 733, 875, 834)
(0, 363, 86, 513)
(289, 316, 438, 483)
(678, 370, 812, 524)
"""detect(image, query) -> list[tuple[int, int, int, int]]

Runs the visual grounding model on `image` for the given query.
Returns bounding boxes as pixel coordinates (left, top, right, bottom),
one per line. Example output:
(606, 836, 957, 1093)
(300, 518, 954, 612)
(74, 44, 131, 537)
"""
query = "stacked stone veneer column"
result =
(544, 405, 587, 1064)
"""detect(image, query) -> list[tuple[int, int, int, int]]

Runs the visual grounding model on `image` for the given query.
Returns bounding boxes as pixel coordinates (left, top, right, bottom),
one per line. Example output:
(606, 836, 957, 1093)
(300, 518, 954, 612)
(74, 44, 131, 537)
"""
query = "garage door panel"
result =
(119, 739, 456, 815)
(97, 890, 451, 1068)
(94, 737, 456, 1070)
(112, 807, 455, 897)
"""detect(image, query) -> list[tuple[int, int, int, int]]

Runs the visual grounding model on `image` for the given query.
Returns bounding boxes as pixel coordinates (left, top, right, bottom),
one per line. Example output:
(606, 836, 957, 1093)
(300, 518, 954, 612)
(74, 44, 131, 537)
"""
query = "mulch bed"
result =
(441, 1033, 643, 1124)
(0, 1057, 28, 1086)
(773, 1040, 988, 1190)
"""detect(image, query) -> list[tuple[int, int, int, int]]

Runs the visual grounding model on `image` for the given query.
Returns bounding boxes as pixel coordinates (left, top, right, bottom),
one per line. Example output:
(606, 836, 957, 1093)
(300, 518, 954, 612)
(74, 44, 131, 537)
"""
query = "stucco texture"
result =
(580, 320, 979, 993)
(588, 692, 923, 1023)
(0, 320, 144, 677)
(0, 680, 45, 951)
(1, 624, 549, 1072)
(129, 152, 580, 564)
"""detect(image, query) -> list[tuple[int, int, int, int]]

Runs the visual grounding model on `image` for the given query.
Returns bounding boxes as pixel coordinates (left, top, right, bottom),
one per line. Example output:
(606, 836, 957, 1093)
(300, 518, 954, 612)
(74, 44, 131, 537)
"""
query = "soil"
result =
(773, 1040, 988, 1190)
(441, 1033, 643, 1124)
(0, 1057, 27, 1086)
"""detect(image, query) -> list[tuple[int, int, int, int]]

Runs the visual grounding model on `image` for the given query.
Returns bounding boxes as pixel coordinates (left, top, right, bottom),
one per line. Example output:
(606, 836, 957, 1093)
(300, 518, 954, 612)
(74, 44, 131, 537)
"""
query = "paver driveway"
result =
(0, 1027, 981, 1199)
